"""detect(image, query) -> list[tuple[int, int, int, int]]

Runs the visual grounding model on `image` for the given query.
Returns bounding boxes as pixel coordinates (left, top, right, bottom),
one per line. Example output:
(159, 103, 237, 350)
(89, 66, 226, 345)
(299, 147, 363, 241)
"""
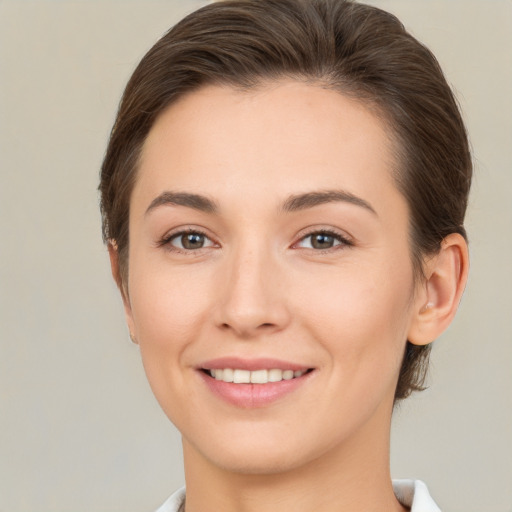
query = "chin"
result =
(205, 445, 315, 476)
(183, 422, 343, 477)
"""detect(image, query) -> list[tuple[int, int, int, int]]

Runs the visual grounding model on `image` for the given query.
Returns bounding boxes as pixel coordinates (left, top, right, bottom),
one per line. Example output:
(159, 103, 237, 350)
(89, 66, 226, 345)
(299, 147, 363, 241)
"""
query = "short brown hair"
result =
(100, 0, 472, 400)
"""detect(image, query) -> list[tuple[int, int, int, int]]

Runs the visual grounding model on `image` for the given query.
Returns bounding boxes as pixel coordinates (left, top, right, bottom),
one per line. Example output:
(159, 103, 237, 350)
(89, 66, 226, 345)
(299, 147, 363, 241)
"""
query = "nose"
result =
(213, 245, 291, 339)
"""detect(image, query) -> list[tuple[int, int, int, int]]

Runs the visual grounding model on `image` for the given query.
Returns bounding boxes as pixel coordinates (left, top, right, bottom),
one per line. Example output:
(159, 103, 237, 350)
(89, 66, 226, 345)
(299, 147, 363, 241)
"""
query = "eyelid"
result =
(292, 226, 354, 250)
(157, 226, 219, 252)
(156, 225, 353, 254)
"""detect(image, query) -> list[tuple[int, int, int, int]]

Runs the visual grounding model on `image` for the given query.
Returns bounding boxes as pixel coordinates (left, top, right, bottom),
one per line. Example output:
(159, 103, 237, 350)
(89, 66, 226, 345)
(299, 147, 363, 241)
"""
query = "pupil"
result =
(183, 233, 204, 249)
(312, 234, 333, 249)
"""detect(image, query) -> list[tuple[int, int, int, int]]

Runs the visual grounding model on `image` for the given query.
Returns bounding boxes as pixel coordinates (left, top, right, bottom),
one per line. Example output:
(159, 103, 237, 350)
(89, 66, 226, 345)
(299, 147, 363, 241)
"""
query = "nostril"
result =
(220, 322, 276, 330)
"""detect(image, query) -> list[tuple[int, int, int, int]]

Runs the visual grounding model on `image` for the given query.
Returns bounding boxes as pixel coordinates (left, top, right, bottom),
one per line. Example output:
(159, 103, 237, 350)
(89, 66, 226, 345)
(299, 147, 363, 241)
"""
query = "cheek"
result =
(129, 257, 214, 346)
(127, 260, 216, 421)
(293, 258, 413, 370)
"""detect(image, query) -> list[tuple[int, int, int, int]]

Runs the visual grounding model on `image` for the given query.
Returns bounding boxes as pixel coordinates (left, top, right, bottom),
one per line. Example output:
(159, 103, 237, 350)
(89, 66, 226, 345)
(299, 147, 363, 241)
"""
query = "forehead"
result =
(135, 80, 403, 219)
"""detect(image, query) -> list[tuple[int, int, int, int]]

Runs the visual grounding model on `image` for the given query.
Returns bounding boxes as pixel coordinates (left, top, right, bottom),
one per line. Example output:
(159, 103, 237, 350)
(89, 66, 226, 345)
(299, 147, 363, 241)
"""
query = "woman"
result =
(99, 0, 471, 510)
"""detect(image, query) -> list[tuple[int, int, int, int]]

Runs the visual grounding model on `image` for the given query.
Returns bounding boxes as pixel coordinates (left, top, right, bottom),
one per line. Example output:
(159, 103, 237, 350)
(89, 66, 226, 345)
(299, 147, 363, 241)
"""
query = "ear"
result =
(408, 233, 469, 346)
(108, 241, 138, 344)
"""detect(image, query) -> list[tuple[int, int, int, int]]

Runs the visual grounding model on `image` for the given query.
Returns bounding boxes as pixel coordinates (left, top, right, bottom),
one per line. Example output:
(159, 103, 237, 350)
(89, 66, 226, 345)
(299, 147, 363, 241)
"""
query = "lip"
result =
(199, 357, 309, 372)
(197, 357, 314, 409)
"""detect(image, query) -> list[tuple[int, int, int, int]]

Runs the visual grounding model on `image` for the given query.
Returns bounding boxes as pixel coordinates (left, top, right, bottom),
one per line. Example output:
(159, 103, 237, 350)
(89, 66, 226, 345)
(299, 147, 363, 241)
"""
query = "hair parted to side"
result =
(100, 0, 472, 400)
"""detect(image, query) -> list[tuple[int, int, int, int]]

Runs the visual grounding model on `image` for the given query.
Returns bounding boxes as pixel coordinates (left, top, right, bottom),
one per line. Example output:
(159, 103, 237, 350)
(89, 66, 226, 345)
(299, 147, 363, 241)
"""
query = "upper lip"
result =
(199, 357, 311, 372)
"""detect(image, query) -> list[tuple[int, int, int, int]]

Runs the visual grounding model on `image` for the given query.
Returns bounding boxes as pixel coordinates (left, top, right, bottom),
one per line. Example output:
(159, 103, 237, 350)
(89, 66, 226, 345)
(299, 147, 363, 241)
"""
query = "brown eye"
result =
(296, 231, 350, 251)
(182, 233, 205, 249)
(310, 233, 336, 249)
(168, 231, 214, 250)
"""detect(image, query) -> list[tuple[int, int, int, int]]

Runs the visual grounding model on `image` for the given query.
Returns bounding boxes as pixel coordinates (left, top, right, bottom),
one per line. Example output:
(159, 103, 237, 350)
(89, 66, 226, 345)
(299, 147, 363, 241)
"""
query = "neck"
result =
(181, 401, 407, 512)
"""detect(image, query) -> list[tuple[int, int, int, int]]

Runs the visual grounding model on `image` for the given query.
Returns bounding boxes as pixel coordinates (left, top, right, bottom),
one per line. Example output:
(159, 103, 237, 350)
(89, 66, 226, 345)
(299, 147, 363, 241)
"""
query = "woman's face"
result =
(124, 81, 421, 474)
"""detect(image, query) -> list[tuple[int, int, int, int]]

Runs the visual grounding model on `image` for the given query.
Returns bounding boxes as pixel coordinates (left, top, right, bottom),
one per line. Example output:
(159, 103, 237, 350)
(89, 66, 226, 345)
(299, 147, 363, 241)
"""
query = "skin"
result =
(110, 80, 468, 512)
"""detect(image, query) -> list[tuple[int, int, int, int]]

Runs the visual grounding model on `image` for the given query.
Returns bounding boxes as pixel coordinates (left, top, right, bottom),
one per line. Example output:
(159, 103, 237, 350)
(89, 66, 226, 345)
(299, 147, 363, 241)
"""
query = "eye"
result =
(164, 230, 216, 251)
(295, 230, 351, 250)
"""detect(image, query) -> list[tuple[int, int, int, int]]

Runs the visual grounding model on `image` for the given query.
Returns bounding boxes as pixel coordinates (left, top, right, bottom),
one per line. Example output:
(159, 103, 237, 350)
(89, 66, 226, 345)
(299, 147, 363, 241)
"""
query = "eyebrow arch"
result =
(281, 190, 377, 215)
(145, 191, 218, 215)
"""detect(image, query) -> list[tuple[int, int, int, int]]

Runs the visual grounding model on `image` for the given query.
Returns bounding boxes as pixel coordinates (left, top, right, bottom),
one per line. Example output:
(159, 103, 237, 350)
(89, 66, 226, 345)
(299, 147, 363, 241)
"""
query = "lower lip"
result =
(199, 371, 312, 408)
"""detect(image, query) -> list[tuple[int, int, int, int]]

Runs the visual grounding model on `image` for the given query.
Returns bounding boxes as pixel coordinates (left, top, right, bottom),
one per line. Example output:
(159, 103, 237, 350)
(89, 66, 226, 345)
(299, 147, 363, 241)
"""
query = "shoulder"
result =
(393, 479, 441, 512)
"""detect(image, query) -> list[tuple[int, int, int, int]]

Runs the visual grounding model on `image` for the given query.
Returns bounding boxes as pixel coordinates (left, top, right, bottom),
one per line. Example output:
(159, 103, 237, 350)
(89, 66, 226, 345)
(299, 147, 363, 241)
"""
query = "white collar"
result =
(155, 479, 441, 512)
(393, 479, 442, 511)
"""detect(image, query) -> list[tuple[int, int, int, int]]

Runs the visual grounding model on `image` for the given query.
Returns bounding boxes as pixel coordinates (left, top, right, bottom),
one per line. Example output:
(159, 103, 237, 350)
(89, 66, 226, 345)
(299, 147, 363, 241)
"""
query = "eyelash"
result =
(157, 228, 353, 254)
(293, 229, 353, 253)
(157, 228, 215, 254)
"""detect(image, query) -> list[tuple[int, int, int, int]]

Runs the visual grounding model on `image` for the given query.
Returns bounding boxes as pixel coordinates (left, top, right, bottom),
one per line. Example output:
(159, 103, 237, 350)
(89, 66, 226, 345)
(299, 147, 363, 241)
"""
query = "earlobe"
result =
(408, 233, 469, 346)
(108, 241, 138, 344)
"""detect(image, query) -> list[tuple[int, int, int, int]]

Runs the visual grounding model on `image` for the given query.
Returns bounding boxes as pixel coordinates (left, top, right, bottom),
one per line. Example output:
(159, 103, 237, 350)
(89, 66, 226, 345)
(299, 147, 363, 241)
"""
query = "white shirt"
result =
(155, 479, 441, 512)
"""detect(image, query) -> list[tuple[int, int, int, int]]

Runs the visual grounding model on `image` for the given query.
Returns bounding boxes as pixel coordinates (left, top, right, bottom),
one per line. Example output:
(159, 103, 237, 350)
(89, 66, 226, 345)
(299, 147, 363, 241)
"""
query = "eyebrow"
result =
(145, 188, 376, 217)
(145, 191, 218, 215)
(281, 190, 377, 215)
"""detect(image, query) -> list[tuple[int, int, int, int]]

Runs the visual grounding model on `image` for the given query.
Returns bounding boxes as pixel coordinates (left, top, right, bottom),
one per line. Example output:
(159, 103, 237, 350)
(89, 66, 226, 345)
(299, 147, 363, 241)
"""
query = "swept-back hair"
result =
(100, 0, 472, 400)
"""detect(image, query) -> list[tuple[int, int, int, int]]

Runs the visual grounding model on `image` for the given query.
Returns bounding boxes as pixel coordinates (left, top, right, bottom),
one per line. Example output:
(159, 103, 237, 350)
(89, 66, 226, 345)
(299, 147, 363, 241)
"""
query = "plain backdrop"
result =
(1, 1, 511, 511)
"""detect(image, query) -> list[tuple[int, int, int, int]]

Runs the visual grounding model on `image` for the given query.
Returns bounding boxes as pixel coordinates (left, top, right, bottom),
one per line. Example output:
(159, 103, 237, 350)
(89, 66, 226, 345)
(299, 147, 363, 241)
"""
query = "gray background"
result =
(1, 1, 511, 511)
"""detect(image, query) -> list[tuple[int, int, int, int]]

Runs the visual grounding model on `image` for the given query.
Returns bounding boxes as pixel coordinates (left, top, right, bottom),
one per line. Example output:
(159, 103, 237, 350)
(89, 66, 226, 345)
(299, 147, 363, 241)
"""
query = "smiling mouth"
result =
(203, 368, 313, 384)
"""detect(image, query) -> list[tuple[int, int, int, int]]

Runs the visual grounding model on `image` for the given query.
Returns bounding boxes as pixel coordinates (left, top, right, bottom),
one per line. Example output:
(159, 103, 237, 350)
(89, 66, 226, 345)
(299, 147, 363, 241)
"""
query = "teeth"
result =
(233, 369, 251, 383)
(250, 369, 268, 384)
(209, 368, 306, 384)
(268, 369, 283, 382)
(222, 368, 234, 382)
